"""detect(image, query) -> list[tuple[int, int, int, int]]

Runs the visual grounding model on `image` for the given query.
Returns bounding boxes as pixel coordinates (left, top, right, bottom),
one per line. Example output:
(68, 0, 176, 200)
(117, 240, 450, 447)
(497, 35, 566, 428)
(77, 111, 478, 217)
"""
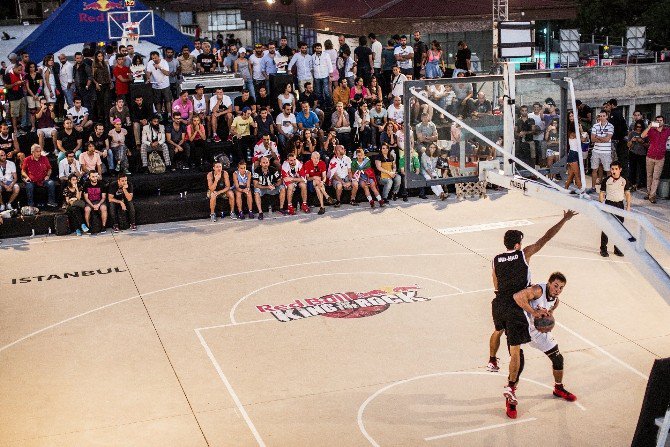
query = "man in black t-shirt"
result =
(108, 172, 136, 232)
(89, 123, 114, 173)
(354, 36, 373, 85)
(255, 85, 272, 115)
(413, 31, 428, 80)
(455, 41, 471, 74)
(56, 118, 83, 158)
(233, 89, 256, 116)
(514, 106, 535, 166)
(130, 96, 153, 149)
(197, 42, 216, 73)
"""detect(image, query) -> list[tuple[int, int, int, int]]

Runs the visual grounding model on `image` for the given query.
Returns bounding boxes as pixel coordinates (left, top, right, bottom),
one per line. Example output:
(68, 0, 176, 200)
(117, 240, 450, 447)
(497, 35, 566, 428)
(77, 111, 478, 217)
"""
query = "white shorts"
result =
(528, 325, 557, 353)
(37, 127, 56, 138)
(591, 151, 612, 171)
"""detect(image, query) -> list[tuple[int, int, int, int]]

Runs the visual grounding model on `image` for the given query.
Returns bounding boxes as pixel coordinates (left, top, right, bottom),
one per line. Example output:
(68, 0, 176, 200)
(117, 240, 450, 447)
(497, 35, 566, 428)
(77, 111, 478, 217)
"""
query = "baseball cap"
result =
(195, 83, 205, 89)
(238, 47, 246, 53)
(242, 106, 251, 112)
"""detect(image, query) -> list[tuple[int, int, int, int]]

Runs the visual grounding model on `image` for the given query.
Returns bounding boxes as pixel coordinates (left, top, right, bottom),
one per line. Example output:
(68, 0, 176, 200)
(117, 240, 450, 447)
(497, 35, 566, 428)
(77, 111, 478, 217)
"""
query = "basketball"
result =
(534, 314, 556, 333)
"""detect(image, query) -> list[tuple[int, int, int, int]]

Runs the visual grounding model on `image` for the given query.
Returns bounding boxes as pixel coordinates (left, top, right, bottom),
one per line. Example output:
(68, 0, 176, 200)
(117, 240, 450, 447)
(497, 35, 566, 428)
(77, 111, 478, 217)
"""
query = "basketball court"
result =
(2, 189, 670, 446)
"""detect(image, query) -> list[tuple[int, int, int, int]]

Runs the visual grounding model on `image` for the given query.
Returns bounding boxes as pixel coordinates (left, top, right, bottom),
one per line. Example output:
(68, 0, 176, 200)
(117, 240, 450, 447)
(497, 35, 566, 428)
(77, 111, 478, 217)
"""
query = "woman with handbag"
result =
(62, 174, 89, 235)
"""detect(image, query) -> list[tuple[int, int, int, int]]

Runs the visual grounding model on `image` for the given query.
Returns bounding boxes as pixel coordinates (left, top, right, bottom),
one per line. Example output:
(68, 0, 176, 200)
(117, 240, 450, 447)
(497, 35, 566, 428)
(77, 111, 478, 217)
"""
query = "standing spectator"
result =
(288, 42, 314, 93)
(177, 46, 197, 76)
(42, 54, 59, 106)
(369, 33, 383, 77)
(73, 52, 94, 112)
(565, 111, 586, 191)
(92, 51, 112, 123)
(141, 115, 172, 172)
(608, 99, 629, 178)
(641, 116, 670, 203)
(232, 160, 254, 219)
(389, 66, 407, 101)
(351, 147, 384, 207)
(277, 36, 293, 57)
(515, 105, 535, 167)
(354, 36, 374, 85)
(302, 151, 334, 214)
(58, 151, 83, 184)
(249, 44, 266, 99)
(109, 119, 131, 174)
(281, 152, 308, 214)
(425, 41, 443, 79)
(207, 160, 235, 221)
(83, 171, 107, 232)
(112, 54, 131, 103)
(375, 142, 401, 201)
(108, 173, 137, 232)
(454, 41, 471, 76)
(629, 110, 648, 131)
(528, 102, 546, 166)
(394, 35, 414, 79)
(627, 121, 647, 191)
(324, 40, 339, 92)
(234, 47, 252, 94)
(24, 62, 42, 131)
(340, 48, 355, 87)
(56, 118, 83, 162)
(62, 173, 88, 235)
(412, 31, 428, 80)
(598, 160, 631, 257)
(130, 95, 153, 151)
(275, 103, 297, 153)
(328, 144, 356, 206)
(260, 41, 278, 92)
(58, 53, 75, 109)
(21, 144, 57, 208)
(588, 111, 614, 194)
(545, 118, 560, 172)
(191, 39, 202, 59)
(79, 142, 103, 178)
(381, 40, 396, 98)
(164, 47, 179, 100)
(146, 51, 172, 118)
(197, 42, 216, 74)
(253, 156, 286, 220)
(0, 150, 19, 211)
(576, 100, 593, 133)
(3, 64, 26, 133)
(312, 42, 333, 109)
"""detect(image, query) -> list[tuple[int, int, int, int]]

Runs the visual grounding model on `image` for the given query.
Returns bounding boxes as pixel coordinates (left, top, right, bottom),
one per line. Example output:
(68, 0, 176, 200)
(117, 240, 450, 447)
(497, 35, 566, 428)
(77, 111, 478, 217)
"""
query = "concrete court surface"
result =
(1, 189, 669, 447)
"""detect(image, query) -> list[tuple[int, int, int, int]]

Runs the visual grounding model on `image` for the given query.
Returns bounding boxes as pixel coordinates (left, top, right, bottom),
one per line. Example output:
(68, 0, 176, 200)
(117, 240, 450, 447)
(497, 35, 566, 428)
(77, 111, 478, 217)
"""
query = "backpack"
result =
(148, 151, 166, 174)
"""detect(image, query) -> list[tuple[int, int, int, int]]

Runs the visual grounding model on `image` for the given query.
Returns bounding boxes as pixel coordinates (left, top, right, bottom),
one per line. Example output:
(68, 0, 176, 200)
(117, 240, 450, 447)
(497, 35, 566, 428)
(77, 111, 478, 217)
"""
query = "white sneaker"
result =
(503, 386, 518, 405)
(486, 358, 500, 372)
(0, 204, 5, 211)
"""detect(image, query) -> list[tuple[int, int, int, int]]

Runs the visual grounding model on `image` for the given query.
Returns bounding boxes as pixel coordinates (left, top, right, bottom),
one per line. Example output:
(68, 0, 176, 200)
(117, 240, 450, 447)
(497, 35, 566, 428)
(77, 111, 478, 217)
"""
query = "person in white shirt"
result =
(58, 53, 75, 108)
(67, 98, 92, 133)
(527, 102, 546, 165)
(248, 44, 266, 99)
(58, 150, 83, 183)
(327, 144, 356, 206)
(287, 42, 314, 92)
(387, 96, 405, 125)
(311, 42, 333, 108)
(209, 88, 233, 142)
(394, 35, 414, 78)
(191, 39, 202, 59)
(0, 150, 19, 210)
(275, 103, 297, 151)
(141, 115, 172, 171)
(369, 33, 383, 76)
(389, 66, 407, 100)
(146, 51, 172, 116)
(588, 111, 614, 193)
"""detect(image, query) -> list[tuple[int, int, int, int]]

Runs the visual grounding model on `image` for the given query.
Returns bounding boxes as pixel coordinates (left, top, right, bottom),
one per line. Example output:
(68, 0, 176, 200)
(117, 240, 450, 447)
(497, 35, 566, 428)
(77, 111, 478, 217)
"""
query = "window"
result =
(208, 10, 245, 32)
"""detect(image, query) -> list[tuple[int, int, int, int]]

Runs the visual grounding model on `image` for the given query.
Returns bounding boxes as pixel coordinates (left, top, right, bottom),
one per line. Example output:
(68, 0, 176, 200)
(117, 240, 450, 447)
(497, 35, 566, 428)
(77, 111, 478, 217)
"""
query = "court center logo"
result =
(256, 286, 428, 323)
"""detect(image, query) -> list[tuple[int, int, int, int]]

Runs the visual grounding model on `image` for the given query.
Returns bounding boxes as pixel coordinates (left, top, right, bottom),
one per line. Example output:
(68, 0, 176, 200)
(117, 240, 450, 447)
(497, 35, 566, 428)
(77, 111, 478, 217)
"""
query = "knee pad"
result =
(546, 346, 564, 370)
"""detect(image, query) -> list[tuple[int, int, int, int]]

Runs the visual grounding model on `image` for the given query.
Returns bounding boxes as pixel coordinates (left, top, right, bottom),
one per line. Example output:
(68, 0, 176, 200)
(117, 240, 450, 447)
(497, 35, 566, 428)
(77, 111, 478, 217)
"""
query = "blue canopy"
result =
(13, 0, 190, 61)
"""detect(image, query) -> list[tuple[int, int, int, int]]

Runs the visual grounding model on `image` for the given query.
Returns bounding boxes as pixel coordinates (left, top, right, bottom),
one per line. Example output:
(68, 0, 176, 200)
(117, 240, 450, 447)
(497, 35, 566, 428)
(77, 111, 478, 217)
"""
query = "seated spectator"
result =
(232, 160, 254, 219)
(234, 89, 256, 116)
(83, 171, 107, 232)
(35, 98, 58, 151)
(389, 66, 407, 101)
(255, 85, 273, 115)
(277, 83, 297, 113)
(79, 142, 103, 179)
(109, 119, 131, 174)
(429, 84, 456, 119)
(380, 122, 400, 159)
(131, 95, 153, 151)
(67, 97, 93, 134)
(331, 101, 352, 151)
(56, 118, 83, 162)
(231, 107, 256, 162)
(281, 152, 309, 214)
(415, 112, 438, 146)
(301, 82, 324, 123)
(301, 151, 334, 214)
(275, 103, 297, 153)
(387, 96, 405, 125)
(209, 88, 233, 142)
(166, 113, 190, 170)
(332, 78, 351, 109)
(320, 129, 339, 162)
(108, 172, 137, 231)
(327, 144, 356, 207)
(375, 143, 401, 201)
(354, 103, 373, 149)
(420, 143, 448, 200)
(369, 101, 387, 146)
(299, 129, 318, 163)
(367, 76, 383, 106)
(296, 101, 321, 137)
(397, 147, 419, 201)
(58, 151, 83, 184)
(206, 161, 235, 221)
(351, 147, 384, 207)
(452, 72, 473, 117)
(0, 121, 23, 166)
(109, 97, 132, 129)
(191, 84, 208, 124)
(252, 155, 286, 220)
(0, 149, 19, 211)
(253, 135, 280, 171)
(471, 91, 492, 117)
(141, 115, 172, 173)
(62, 173, 89, 235)
(186, 115, 206, 170)
(21, 144, 57, 208)
(172, 90, 194, 121)
(89, 123, 114, 173)
(254, 108, 274, 140)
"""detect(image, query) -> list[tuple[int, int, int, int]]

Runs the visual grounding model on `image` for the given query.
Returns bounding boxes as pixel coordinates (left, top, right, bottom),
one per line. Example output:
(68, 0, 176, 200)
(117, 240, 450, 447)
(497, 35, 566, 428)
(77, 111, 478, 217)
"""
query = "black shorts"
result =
(492, 298, 531, 346)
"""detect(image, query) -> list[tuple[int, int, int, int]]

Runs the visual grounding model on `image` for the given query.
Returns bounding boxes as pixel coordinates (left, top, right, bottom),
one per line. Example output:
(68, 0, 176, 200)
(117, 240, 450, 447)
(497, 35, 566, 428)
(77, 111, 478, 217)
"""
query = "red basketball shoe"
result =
(553, 384, 577, 402)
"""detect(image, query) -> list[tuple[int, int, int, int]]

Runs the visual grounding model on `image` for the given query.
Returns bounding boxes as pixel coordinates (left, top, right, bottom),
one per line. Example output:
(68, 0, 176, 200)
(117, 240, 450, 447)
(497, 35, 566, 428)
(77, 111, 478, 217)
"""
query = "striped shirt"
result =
(591, 121, 614, 153)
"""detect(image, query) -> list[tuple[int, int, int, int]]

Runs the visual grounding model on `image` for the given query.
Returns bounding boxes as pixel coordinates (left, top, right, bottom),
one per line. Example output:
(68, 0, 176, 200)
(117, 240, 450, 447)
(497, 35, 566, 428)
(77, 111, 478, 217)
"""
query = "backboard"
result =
(108, 9, 155, 41)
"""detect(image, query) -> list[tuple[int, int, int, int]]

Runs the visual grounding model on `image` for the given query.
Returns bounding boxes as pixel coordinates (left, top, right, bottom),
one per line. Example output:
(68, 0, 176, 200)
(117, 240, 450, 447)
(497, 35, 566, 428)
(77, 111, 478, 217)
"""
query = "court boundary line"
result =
(424, 417, 538, 441)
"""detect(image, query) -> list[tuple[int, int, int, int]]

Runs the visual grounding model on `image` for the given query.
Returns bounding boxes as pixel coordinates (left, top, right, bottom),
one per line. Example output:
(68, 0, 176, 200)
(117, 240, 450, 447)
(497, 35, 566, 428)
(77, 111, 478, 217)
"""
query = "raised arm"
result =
(523, 210, 578, 260)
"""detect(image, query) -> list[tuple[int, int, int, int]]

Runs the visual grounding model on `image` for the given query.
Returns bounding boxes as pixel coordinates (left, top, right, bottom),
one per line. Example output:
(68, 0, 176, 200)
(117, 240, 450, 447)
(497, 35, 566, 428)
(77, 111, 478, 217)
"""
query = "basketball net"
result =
(121, 22, 140, 46)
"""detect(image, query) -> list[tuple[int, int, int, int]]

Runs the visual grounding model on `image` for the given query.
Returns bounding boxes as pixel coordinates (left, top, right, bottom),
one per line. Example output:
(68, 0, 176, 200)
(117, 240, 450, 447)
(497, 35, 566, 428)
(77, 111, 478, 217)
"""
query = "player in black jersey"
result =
(487, 210, 577, 418)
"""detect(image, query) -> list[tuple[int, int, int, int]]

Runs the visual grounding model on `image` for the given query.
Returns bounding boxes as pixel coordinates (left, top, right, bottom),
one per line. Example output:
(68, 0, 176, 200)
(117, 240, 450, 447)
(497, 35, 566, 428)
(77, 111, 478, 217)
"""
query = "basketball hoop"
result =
(121, 21, 140, 46)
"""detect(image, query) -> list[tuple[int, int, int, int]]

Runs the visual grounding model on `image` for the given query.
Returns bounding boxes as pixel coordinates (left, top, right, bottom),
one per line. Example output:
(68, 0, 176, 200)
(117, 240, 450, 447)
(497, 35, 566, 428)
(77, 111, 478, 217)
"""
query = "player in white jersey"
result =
(513, 272, 577, 408)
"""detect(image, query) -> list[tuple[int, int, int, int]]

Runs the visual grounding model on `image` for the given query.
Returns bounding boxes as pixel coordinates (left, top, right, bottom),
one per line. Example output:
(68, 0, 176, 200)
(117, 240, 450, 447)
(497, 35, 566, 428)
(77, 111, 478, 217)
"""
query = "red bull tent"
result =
(13, 0, 190, 62)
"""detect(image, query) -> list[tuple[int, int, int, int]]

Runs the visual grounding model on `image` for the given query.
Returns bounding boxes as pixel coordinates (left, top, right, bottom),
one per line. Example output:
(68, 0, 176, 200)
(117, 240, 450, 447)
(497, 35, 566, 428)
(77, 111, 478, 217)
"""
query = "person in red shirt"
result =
(641, 115, 670, 203)
(21, 144, 57, 208)
(112, 54, 131, 103)
(301, 151, 335, 214)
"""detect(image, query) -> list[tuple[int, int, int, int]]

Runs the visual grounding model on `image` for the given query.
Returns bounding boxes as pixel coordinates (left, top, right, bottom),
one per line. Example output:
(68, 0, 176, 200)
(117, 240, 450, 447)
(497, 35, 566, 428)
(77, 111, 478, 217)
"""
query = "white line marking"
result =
(228, 271, 465, 325)
(556, 322, 649, 380)
(357, 371, 585, 447)
(424, 417, 537, 441)
(195, 329, 266, 447)
(438, 219, 534, 235)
